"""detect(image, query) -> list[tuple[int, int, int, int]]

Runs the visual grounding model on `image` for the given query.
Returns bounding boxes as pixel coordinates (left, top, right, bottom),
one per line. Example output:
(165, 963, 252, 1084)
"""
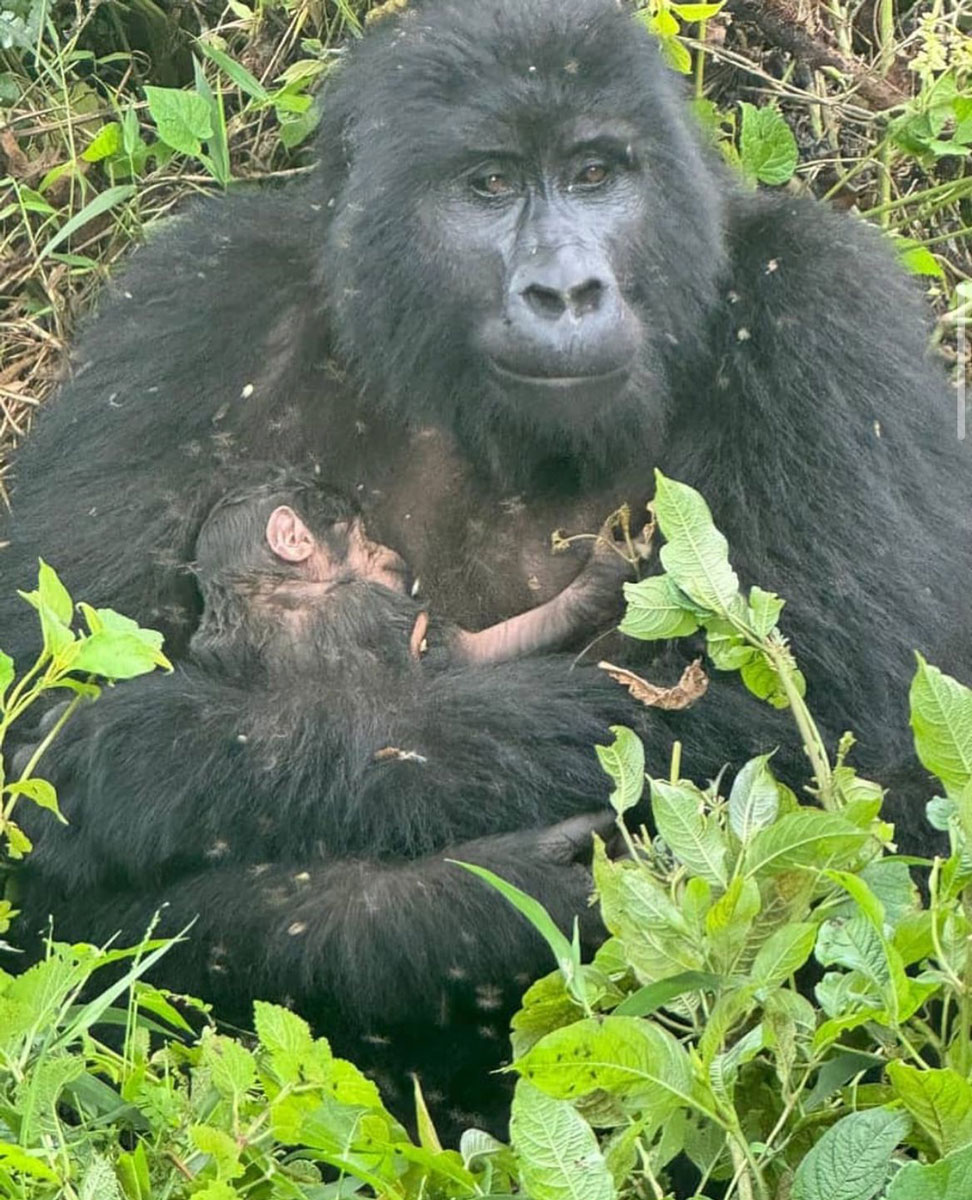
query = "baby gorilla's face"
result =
(315, 518, 410, 594)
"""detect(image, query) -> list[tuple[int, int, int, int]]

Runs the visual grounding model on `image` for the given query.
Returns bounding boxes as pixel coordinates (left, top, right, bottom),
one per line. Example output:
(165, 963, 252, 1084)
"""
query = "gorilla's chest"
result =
(301, 410, 637, 631)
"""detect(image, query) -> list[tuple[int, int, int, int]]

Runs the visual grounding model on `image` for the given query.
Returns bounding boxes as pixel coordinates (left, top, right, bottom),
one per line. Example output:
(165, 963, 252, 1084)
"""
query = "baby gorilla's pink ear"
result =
(265, 505, 316, 563)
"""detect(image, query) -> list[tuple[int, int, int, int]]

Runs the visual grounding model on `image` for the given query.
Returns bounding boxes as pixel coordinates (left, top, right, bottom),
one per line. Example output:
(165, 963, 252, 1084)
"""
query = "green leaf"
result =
(748, 585, 785, 636)
(0, 650, 14, 701)
(897, 240, 944, 279)
(887, 1063, 972, 1157)
(750, 923, 816, 989)
(619, 575, 700, 641)
(0, 1142, 59, 1181)
(190, 1125, 243, 1181)
(910, 657, 972, 793)
(739, 102, 798, 186)
(144, 85, 213, 156)
(729, 753, 780, 842)
(651, 778, 728, 886)
(596, 726, 645, 815)
(5, 777, 61, 818)
(452, 861, 574, 975)
(253, 1000, 313, 1057)
(510, 1080, 616, 1200)
(82, 122, 123, 162)
(516, 1016, 693, 1114)
(652, 471, 739, 615)
(671, 3, 726, 19)
(37, 560, 73, 624)
(614, 970, 721, 1017)
(745, 811, 870, 876)
(202, 1035, 256, 1099)
(196, 39, 270, 101)
(791, 1107, 910, 1200)
(886, 1142, 972, 1200)
(70, 630, 170, 679)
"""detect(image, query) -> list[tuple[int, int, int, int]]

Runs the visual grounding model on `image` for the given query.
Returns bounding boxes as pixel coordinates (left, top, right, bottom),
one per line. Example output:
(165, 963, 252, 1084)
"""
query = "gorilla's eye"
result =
(471, 171, 516, 198)
(576, 162, 609, 187)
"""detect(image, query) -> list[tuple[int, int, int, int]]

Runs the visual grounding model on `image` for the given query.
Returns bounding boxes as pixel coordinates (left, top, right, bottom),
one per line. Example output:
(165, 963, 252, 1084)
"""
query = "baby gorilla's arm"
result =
(449, 520, 644, 665)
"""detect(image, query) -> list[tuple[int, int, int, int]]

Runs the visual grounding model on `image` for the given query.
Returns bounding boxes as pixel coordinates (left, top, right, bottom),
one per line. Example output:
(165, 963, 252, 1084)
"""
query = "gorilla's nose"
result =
(522, 277, 605, 320)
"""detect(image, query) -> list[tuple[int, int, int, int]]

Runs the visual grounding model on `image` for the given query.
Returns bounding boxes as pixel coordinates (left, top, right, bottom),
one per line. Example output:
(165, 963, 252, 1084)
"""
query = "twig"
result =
(724, 0, 909, 111)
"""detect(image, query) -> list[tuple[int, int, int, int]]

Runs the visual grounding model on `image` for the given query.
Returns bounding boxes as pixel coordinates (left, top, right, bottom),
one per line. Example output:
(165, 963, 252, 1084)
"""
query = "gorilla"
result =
(2, 0, 969, 991)
(16, 470, 657, 1134)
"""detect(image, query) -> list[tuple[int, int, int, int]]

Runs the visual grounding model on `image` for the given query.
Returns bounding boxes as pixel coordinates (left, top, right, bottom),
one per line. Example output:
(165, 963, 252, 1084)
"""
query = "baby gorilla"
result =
(190, 471, 640, 676)
(17, 472, 647, 1135)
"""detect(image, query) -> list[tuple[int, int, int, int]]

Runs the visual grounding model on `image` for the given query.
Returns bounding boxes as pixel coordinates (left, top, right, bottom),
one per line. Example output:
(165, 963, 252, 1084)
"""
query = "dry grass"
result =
(1, 0, 969, 496)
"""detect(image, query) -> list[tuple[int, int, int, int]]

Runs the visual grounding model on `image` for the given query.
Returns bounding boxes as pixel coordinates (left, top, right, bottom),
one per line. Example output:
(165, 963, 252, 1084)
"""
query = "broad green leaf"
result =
(82, 122, 122, 162)
(253, 1000, 314, 1057)
(596, 726, 645, 814)
(745, 811, 869, 876)
(887, 1063, 972, 1157)
(70, 630, 170, 679)
(594, 845, 703, 981)
(202, 1035, 257, 1099)
(190, 1125, 242, 1181)
(739, 102, 798, 186)
(910, 657, 972, 793)
(816, 916, 889, 990)
(144, 85, 213, 156)
(652, 471, 739, 614)
(886, 1142, 972, 1200)
(898, 241, 944, 278)
(5, 777, 61, 818)
(619, 575, 700, 641)
(791, 1107, 910, 1200)
(825, 869, 886, 933)
(651, 778, 728, 886)
(729, 753, 780, 842)
(748, 585, 785, 636)
(750, 923, 816, 989)
(705, 875, 760, 972)
(510, 1080, 615, 1200)
(516, 1016, 692, 1115)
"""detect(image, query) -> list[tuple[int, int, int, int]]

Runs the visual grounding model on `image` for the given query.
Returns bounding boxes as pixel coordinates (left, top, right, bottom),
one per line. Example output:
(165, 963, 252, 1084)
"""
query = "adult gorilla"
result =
(2, 0, 969, 844)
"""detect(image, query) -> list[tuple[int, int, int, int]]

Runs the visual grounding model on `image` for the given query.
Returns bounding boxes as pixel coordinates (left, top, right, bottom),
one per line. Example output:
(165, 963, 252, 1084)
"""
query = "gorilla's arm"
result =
(662, 191, 969, 782)
(24, 817, 606, 1033)
(0, 190, 331, 664)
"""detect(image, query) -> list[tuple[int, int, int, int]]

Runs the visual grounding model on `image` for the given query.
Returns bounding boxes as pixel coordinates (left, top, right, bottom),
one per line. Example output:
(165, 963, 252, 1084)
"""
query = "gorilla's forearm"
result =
(22, 844, 596, 1030)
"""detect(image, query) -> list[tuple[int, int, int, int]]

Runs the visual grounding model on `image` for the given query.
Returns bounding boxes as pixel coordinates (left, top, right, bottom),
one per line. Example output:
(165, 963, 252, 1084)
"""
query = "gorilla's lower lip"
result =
(488, 361, 631, 389)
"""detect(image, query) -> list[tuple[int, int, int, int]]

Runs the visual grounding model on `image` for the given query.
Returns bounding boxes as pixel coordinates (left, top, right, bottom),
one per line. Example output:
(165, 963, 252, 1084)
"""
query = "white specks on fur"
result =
(287, 921, 307, 936)
(241, 383, 255, 399)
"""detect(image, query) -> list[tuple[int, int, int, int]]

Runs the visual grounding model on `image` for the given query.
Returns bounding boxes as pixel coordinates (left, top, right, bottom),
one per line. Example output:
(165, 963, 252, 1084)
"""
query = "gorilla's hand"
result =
(454, 810, 616, 945)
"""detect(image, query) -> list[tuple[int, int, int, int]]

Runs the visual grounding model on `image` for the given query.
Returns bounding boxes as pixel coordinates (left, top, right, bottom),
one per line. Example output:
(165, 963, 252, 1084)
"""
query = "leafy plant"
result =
(0, 561, 170, 867)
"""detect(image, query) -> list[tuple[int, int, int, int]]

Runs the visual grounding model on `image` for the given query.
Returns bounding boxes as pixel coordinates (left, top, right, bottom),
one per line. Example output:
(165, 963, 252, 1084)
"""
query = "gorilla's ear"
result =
(266, 506, 316, 564)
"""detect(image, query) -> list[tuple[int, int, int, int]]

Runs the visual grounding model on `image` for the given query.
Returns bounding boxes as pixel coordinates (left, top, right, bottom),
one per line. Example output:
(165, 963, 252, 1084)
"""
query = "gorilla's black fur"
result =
(3, 0, 970, 1133)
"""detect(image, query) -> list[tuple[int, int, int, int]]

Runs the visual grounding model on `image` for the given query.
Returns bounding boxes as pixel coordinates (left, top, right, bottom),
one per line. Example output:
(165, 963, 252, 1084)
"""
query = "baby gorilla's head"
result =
(190, 470, 425, 678)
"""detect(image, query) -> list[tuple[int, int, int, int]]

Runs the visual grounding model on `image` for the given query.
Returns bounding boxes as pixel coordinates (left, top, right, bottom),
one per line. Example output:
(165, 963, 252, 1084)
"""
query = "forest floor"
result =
(0, 0, 970, 491)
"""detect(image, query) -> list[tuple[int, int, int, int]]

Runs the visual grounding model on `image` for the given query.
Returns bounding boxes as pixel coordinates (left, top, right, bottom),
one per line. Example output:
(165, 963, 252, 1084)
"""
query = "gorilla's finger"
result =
(536, 810, 617, 864)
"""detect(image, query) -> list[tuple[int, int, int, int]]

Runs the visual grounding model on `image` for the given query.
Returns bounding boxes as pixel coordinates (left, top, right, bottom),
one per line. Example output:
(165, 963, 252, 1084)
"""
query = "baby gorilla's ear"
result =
(265, 505, 316, 563)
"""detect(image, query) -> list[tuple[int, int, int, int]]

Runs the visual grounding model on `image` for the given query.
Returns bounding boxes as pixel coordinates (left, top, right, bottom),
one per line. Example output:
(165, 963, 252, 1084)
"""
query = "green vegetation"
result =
(3, 475, 972, 1198)
(2, 3, 971, 1196)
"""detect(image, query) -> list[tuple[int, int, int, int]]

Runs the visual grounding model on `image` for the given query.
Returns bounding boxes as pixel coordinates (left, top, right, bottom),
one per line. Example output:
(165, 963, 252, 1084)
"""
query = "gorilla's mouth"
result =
(488, 359, 632, 390)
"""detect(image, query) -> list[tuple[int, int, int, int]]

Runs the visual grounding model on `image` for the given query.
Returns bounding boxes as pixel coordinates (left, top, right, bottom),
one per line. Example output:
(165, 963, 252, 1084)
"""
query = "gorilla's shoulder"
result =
(723, 189, 931, 335)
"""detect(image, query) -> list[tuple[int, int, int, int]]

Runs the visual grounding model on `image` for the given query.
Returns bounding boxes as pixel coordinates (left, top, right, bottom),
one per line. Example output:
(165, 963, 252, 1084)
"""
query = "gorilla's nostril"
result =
(569, 279, 603, 316)
(522, 283, 568, 319)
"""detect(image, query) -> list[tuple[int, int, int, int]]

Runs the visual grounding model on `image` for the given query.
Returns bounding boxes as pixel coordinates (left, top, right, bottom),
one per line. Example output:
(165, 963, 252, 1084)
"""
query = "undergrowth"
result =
(2, 474, 972, 1198)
